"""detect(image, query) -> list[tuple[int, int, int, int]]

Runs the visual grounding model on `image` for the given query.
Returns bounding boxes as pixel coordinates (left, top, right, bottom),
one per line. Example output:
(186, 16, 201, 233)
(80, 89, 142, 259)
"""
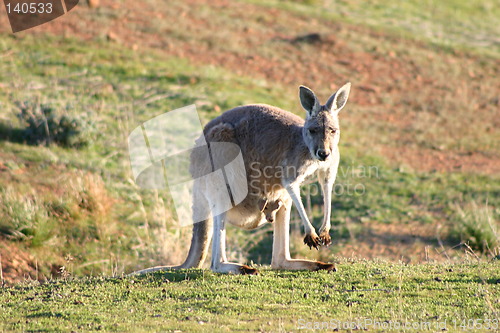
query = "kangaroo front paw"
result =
(304, 233, 321, 250)
(239, 265, 259, 275)
(314, 261, 337, 272)
(319, 231, 332, 247)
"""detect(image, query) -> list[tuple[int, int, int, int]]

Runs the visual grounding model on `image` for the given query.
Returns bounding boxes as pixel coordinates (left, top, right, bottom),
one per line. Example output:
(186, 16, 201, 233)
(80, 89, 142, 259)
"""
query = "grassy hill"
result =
(0, 0, 499, 330)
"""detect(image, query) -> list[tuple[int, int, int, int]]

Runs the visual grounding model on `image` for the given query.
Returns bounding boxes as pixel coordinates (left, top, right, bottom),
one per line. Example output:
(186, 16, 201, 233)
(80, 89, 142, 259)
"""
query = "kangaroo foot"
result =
(314, 261, 336, 272)
(239, 265, 259, 275)
(212, 262, 259, 275)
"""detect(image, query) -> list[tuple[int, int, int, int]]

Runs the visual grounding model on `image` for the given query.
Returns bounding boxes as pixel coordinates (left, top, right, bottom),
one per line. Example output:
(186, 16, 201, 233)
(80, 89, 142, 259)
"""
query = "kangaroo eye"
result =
(308, 128, 318, 134)
(330, 128, 338, 134)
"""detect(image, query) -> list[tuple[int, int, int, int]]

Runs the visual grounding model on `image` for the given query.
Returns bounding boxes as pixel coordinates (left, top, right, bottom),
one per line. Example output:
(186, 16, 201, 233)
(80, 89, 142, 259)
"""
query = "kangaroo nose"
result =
(317, 149, 330, 161)
(268, 217, 274, 223)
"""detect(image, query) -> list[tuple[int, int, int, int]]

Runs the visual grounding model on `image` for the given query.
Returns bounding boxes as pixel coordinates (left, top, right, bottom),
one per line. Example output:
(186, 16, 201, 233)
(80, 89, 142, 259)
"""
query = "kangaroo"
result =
(261, 198, 282, 223)
(131, 83, 351, 275)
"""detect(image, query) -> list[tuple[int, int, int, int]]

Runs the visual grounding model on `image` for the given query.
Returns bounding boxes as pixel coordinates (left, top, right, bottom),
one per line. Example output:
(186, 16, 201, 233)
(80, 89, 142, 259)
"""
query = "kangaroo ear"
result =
(299, 86, 320, 117)
(258, 199, 268, 212)
(325, 82, 351, 113)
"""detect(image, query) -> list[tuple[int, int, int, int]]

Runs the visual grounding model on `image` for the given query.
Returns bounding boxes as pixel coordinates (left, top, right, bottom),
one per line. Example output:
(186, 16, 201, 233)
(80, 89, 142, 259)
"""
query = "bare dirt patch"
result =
(331, 222, 461, 264)
(380, 146, 500, 175)
(0, 241, 41, 285)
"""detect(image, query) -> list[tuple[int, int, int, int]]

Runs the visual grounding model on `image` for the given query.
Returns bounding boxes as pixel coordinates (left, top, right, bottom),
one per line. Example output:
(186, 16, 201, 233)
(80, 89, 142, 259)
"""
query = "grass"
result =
(1, 261, 499, 332)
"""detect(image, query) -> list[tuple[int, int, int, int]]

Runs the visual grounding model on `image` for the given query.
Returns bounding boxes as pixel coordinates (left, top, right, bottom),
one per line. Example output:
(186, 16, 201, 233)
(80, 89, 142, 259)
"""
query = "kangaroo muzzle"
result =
(316, 149, 330, 161)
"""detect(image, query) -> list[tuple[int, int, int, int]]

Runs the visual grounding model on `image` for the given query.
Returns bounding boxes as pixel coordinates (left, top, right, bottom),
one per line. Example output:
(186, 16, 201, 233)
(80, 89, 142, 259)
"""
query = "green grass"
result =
(328, 150, 500, 225)
(1, 262, 499, 332)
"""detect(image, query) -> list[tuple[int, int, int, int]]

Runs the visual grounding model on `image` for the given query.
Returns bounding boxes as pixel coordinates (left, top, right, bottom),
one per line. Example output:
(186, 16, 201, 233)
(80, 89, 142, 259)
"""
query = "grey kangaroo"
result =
(132, 83, 351, 275)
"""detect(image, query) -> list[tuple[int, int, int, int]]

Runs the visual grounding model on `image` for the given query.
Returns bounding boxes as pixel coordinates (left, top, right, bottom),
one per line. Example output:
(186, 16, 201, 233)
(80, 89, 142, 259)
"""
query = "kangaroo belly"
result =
(225, 206, 268, 230)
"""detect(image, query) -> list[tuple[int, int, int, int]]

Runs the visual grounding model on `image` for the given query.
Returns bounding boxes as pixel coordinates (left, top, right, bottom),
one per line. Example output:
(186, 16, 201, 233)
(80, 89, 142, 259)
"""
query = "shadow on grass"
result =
(130, 269, 207, 282)
(27, 312, 66, 319)
(412, 275, 500, 285)
(0, 122, 26, 144)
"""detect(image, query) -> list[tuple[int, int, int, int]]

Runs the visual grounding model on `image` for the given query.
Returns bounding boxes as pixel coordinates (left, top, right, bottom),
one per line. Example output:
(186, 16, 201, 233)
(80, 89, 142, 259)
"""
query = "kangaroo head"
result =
(299, 83, 351, 161)
(259, 198, 283, 223)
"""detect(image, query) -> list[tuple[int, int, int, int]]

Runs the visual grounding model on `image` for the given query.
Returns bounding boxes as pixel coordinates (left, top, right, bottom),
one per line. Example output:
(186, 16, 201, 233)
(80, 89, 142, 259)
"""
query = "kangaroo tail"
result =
(179, 218, 213, 268)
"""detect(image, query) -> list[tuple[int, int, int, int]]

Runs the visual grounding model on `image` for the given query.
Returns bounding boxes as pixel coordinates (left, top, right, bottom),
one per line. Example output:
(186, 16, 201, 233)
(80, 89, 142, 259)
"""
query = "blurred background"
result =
(0, 0, 498, 284)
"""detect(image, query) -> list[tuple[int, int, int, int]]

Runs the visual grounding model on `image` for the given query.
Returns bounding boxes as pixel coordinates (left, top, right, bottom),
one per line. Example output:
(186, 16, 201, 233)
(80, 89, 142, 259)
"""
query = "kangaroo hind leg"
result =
(211, 212, 258, 275)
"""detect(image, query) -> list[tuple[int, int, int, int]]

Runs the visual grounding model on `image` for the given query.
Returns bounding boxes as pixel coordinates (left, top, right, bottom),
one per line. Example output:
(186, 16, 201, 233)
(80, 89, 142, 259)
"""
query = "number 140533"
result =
(6, 2, 53, 14)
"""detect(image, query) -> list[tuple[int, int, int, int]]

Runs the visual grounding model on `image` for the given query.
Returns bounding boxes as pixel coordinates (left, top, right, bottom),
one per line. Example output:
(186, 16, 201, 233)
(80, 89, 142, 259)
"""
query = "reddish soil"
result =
(381, 146, 500, 174)
(0, 240, 40, 284)
(331, 222, 461, 264)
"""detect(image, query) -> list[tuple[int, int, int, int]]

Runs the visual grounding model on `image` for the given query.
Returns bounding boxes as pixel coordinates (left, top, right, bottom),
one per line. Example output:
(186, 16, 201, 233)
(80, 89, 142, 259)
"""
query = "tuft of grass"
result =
(0, 187, 51, 244)
(0, 172, 115, 249)
(17, 100, 97, 148)
(450, 201, 499, 253)
(0, 171, 125, 279)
